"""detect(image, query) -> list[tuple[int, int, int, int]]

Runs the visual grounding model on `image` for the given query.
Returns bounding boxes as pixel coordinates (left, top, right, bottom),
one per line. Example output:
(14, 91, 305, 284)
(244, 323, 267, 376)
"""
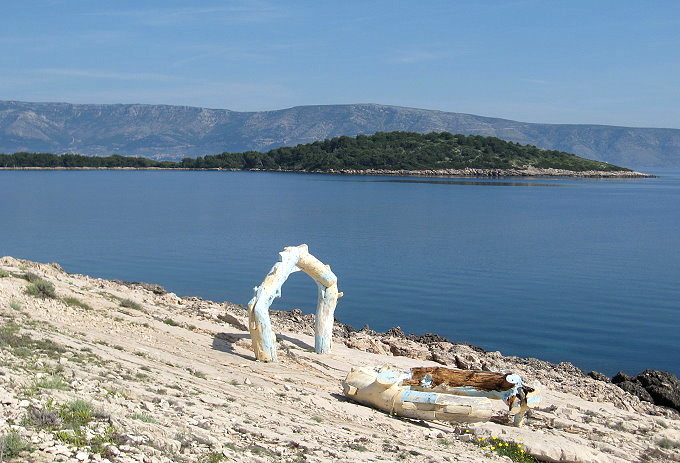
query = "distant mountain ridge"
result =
(1, 100, 679, 167)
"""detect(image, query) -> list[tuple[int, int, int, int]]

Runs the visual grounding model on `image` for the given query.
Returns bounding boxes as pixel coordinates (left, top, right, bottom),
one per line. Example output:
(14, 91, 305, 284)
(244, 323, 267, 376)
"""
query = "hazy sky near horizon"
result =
(2, 1, 679, 128)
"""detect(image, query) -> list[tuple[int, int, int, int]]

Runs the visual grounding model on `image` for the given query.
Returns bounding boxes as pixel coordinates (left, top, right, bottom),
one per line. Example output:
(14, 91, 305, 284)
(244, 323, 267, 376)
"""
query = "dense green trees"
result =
(0, 152, 175, 168)
(0, 131, 626, 172)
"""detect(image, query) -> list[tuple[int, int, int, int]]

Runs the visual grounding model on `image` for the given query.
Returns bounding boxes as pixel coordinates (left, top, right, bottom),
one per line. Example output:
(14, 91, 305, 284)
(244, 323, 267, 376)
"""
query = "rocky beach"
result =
(0, 167, 654, 178)
(0, 256, 679, 463)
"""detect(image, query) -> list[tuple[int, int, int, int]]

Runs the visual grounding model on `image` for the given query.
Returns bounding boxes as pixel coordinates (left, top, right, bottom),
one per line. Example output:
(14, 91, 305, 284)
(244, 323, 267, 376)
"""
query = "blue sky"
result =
(2, 0, 679, 128)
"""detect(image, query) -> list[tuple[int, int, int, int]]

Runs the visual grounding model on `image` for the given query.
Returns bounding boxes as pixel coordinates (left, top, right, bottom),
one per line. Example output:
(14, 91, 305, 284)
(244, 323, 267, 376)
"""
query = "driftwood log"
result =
(247, 244, 342, 362)
(343, 366, 540, 426)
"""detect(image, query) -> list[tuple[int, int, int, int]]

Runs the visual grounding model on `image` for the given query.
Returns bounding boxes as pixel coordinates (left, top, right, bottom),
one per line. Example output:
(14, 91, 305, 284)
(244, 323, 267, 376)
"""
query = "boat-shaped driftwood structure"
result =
(343, 366, 540, 425)
(247, 244, 342, 362)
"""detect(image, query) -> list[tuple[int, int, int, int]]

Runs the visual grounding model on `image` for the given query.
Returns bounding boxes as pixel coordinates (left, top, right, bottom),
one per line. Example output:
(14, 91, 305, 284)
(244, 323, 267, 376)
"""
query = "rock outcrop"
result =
(613, 370, 680, 412)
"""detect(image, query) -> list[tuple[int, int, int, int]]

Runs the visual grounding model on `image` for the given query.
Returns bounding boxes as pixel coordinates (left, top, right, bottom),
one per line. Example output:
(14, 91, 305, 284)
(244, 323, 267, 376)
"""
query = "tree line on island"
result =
(0, 131, 627, 172)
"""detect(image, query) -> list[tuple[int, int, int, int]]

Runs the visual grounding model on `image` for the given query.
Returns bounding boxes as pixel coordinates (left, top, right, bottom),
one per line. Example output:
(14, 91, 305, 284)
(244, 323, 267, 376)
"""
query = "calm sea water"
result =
(1, 169, 678, 376)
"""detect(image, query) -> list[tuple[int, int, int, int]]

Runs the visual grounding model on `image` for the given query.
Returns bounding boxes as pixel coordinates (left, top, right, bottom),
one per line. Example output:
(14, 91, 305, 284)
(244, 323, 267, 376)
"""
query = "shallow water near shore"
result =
(1, 169, 679, 376)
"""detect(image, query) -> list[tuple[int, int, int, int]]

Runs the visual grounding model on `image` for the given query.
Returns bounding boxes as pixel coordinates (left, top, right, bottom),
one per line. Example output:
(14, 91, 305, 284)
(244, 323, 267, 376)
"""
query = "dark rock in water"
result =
(612, 369, 680, 412)
(588, 371, 610, 382)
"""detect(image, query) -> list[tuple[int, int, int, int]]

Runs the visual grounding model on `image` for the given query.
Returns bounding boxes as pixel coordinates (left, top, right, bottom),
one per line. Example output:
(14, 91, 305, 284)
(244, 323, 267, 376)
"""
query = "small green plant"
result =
(89, 425, 125, 455)
(658, 437, 680, 449)
(25, 279, 56, 299)
(59, 400, 94, 428)
(311, 416, 323, 423)
(248, 445, 276, 458)
(346, 443, 368, 452)
(55, 425, 123, 454)
(55, 429, 88, 447)
(24, 407, 62, 428)
(21, 272, 42, 283)
(62, 297, 92, 310)
(163, 318, 179, 326)
(0, 325, 70, 362)
(130, 413, 157, 423)
(9, 300, 23, 311)
(0, 269, 10, 278)
(474, 437, 536, 462)
(120, 298, 143, 311)
(200, 452, 228, 463)
(33, 375, 70, 391)
(0, 430, 32, 459)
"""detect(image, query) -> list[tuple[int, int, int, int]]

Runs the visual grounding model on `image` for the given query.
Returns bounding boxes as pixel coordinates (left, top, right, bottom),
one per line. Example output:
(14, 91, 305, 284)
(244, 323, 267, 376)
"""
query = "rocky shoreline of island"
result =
(0, 165, 655, 178)
(298, 166, 655, 178)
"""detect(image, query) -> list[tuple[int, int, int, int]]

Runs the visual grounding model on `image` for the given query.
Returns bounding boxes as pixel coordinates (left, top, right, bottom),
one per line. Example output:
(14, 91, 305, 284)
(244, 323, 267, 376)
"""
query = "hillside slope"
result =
(1, 257, 678, 462)
(1, 101, 679, 167)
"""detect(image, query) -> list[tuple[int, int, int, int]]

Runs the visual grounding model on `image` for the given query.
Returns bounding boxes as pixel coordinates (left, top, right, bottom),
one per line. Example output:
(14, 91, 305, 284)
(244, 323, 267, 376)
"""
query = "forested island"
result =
(0, 131, 644, 175)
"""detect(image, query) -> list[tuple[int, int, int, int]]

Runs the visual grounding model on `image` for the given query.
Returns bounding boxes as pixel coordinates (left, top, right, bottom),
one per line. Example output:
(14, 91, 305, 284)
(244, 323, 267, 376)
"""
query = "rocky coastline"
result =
(1, 256, 679, 463)
(269, 309, 680, 414)
(298, 167, 655, 178)
(0, 166, 655, 178)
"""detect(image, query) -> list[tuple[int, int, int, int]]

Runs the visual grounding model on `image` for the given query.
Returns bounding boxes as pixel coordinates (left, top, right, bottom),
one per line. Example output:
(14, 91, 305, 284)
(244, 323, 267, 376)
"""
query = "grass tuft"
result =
(21, 272, 42, 283)
(0, 430, 32, 458)
(163, 318, 179, 326)
(59, 399, 94, 428)
(9, 300, 23, 311)
(33, 375, 70, 391)
(0, 325, 68, 360)
(120, 298, 143, 311)
(200, 452, 228, 463)
(0, 269, 10, 278)
(658, 437, 680, 449)
(62, 296, 92, 310)
(25, 278, 56, 298)
(130, 413, 157, 423)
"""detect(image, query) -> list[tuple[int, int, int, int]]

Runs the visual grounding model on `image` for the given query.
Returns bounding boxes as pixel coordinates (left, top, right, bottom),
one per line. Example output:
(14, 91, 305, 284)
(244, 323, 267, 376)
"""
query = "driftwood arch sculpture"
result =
(247, 244, 342, 362)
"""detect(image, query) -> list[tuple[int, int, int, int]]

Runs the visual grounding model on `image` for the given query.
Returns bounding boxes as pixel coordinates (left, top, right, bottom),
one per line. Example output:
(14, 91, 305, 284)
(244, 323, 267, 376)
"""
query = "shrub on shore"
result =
(63, 296, 92, 310)
(25, 279, 56, 298)
(0, 430, 32, 459)
(120, 298, 143, 311)
(21, 272, 42, 283)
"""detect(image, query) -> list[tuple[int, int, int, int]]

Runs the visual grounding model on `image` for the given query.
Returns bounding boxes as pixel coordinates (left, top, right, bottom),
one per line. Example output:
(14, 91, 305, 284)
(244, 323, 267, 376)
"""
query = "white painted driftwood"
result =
(343, 366, 541, 426)
(342, 366, 493, 423)
(247, 244, 342, 362)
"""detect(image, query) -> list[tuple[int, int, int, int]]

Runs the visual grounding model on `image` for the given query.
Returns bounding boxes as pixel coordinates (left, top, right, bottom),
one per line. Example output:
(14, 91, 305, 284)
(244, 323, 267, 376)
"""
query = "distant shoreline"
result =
(0, 166, 655, 178)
